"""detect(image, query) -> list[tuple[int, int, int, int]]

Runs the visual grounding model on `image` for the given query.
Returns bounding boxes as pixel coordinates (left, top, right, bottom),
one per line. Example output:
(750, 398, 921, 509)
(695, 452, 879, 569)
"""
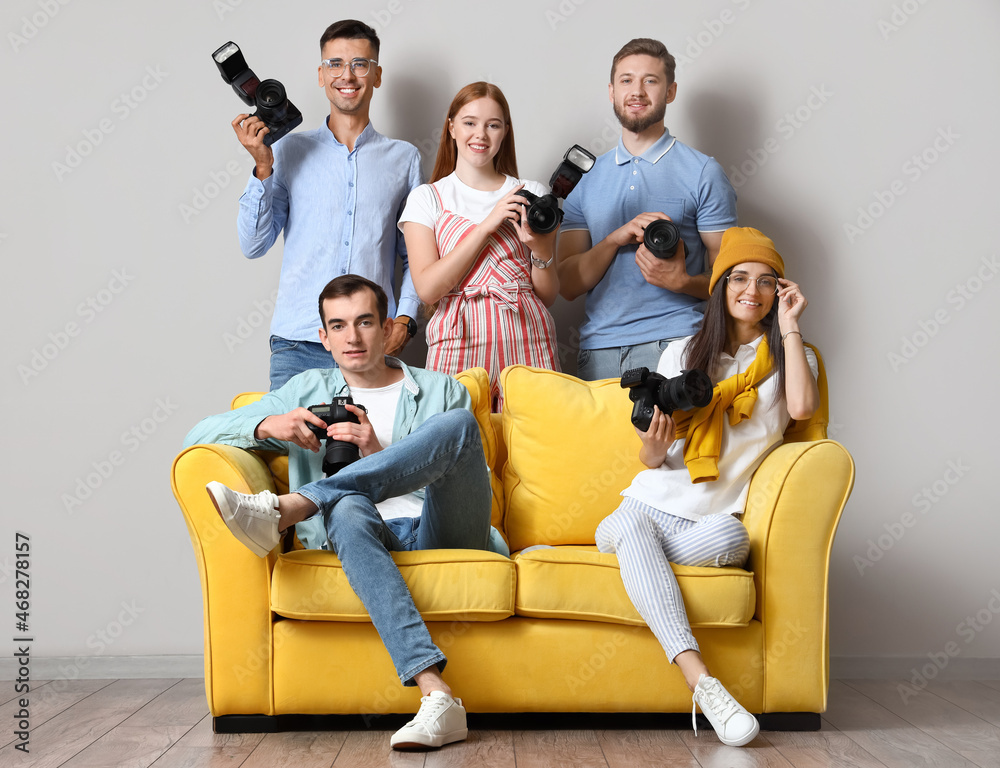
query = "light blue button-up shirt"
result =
(561, 129, 737, 350)
(238, 119, 424, 341)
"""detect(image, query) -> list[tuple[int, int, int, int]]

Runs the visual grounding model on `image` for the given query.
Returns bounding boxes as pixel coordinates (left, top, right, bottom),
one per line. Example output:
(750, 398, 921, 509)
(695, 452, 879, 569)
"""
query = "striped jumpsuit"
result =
(425, 183, 560, 410)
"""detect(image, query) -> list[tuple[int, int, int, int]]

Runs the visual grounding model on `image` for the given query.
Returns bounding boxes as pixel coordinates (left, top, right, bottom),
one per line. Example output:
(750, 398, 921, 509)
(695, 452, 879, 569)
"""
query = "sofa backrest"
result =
(228, 346, 828, 553)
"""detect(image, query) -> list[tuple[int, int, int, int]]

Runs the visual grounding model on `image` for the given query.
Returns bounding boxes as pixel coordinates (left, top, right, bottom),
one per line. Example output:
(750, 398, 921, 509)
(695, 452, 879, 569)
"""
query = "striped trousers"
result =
(595, 497, 751, 663)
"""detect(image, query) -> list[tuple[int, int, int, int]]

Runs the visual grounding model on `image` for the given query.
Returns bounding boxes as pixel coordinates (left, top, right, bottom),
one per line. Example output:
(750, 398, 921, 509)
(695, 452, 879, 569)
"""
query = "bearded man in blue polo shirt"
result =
(232, 20, 423, 390)
(557, 38, 738, 380)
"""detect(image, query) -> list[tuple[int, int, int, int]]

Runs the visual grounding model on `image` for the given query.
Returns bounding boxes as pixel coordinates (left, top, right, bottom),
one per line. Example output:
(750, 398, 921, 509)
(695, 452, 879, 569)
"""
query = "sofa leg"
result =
(757, 712, 821, 731)
(213, 715, 280, 733)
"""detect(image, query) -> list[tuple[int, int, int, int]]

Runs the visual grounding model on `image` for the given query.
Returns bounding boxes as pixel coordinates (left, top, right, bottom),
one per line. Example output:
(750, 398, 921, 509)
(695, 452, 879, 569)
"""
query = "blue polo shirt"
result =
(238, 119, 424, 342)
(561, 129, 737, 350)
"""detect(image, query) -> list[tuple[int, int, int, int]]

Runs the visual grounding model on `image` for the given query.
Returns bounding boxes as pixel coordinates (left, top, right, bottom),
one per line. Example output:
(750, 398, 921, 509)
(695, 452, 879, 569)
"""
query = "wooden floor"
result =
(4, 678, 1000, 767)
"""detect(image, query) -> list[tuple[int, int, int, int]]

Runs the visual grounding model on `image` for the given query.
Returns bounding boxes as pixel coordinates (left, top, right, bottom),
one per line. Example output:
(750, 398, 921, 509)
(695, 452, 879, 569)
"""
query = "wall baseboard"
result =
(1, 655, 204, 681)
(2, 655, 999, 681)
(830, 656, 1000, 680)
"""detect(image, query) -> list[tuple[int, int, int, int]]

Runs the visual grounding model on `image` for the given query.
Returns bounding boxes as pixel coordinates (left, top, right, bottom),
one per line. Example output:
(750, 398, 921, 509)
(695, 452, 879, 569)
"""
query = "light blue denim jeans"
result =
(576, 337, 683, 381)
(269, 335, 336, 391)
(294, 409, 493, 685)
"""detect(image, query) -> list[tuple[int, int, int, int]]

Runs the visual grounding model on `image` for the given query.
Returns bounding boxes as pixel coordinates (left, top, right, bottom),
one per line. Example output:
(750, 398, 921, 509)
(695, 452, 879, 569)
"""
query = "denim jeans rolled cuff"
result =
(300, 489, 447, 686)
(269, 334, 337, 391)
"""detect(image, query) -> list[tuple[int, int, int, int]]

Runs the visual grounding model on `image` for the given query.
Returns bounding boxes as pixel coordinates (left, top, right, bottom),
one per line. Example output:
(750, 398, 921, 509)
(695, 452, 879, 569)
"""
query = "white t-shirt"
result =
(622, 334, 819, 521)
(398, 173, 548, 231)
(351, 380, 423, 520)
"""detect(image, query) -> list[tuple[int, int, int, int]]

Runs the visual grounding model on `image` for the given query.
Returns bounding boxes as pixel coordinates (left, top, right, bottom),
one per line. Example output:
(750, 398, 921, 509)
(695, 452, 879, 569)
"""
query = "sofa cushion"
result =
(500, 366, 646, 552)
(514, 547, 755, 628)
(271, 549, 515, 621)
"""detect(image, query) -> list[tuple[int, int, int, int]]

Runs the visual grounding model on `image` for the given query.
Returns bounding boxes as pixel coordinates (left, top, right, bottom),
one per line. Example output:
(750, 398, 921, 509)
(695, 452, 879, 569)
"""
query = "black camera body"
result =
(514, 144, 596, 234)
(306, 396, 367, 476)
(512, 189, 562, 234)
(212, 41, 302, 146)
(643, 219, 682, 259)
(620, 367, 713, 432)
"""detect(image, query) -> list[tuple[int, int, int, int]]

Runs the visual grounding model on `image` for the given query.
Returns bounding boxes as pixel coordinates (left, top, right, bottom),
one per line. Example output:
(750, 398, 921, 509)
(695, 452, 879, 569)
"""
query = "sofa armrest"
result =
(171, 444, 279, 716)
(742, 440, 855, 712)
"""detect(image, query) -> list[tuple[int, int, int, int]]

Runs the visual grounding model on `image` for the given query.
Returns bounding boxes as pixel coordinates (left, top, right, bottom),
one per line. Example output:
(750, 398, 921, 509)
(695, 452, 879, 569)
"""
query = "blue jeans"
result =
(577, 337, 682, 381)
(294, 409, 492, 685)
(269, 335, 337, 391)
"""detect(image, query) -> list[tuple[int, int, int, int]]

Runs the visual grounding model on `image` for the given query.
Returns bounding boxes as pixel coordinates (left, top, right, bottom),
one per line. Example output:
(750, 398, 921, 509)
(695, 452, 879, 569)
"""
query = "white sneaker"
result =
(390, 691, 467, 749)
(205, 481, 281, 557)
(692, 674, 760, 747)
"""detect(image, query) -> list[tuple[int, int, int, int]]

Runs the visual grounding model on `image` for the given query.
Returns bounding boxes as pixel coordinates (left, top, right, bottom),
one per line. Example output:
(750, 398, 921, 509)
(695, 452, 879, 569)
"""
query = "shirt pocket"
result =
(646, 197, 693, 224)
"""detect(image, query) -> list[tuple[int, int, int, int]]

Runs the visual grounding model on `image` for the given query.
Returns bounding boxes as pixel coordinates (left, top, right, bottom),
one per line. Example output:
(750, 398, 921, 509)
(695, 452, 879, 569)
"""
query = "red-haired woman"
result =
(399, 82, 560, 410)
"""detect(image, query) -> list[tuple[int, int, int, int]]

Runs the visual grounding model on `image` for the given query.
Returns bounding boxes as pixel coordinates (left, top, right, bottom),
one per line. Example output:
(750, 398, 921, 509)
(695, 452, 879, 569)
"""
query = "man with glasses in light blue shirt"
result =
(233, 19, 423, 390)
(557, 38, 737, 381)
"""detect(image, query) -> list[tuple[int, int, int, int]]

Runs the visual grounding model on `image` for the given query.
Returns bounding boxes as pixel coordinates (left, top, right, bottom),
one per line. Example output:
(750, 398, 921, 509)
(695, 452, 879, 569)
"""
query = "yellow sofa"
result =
(171, 360, 853, 733)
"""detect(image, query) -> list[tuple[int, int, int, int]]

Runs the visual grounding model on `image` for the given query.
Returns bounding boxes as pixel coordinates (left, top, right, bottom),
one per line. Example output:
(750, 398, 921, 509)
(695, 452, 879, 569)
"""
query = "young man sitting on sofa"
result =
(183, 274, 501, 751)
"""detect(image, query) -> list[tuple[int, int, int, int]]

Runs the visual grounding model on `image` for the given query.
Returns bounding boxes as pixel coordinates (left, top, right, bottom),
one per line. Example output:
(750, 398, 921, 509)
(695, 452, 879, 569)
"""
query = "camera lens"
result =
(643, 219, 681, 259)
(517, 192, 560, 234)
(255, 79, 289, 121)
(660, 369, 713, 413)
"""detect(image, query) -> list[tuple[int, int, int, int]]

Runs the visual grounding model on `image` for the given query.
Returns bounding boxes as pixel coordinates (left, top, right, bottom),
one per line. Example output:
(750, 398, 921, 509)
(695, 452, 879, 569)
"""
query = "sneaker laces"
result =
(236, 490, 279, 520)
(407, 694, 450, 730)
(692, 677, 740, 737)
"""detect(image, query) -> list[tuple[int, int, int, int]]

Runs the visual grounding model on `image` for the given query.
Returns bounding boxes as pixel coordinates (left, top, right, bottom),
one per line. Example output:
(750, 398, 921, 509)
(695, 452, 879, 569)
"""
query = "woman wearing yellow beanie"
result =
(595, 226, 819, 747)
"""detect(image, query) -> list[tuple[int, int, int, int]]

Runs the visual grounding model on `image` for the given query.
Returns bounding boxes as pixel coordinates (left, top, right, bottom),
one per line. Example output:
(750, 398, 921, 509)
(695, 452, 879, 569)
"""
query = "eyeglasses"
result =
(725, 274, 779, 294)
(320, 58, 378, 77)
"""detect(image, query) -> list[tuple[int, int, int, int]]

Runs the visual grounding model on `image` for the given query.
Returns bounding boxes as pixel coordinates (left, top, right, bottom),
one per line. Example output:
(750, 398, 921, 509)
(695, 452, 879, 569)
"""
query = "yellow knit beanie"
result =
(708, 227, 785, 295)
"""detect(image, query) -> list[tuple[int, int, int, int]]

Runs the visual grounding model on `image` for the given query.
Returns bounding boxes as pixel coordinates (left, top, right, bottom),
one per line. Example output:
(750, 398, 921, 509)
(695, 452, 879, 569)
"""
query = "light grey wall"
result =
(4, 0, 999, 677)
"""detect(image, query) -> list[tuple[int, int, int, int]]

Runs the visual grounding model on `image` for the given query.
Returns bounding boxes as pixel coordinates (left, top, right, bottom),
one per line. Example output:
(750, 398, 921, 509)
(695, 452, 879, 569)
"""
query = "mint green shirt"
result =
(183, 358, 472, 549)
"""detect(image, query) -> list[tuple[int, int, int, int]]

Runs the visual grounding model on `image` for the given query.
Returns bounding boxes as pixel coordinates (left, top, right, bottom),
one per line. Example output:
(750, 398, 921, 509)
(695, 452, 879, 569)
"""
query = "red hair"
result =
(430, 82, 519, 182)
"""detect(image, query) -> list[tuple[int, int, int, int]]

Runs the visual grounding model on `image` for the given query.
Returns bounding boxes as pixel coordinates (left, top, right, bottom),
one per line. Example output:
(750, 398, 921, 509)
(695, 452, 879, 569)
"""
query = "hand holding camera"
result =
(621, 367, 713, 432)
(512, 144, 596, 235)
(305, 397, 372, 476)
(213, 41, 303, 164)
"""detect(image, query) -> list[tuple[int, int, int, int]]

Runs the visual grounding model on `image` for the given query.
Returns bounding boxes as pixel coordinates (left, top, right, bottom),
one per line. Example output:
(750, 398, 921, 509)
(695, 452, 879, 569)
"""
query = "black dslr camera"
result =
(306, 396, 368, 476)
(621, 367, 713, 432)
(643, 219, 682, 259)
(212, 41, 302, 146)
(514, 144, 596, 234)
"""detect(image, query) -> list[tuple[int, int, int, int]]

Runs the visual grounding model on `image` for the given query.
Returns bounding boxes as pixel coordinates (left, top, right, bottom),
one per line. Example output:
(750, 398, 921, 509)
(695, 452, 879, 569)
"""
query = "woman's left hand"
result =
(776, 278, 807, 331)
(514, 201, 558, 260)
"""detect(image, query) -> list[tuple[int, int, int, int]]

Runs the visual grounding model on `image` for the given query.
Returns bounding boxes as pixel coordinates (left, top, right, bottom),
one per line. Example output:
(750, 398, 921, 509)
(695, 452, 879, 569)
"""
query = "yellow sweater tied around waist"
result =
(672, 336, 773, 484)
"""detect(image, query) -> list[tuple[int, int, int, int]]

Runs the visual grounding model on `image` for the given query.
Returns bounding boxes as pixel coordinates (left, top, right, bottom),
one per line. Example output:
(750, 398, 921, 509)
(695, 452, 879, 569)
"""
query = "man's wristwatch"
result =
(394, 316, 418, 338)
